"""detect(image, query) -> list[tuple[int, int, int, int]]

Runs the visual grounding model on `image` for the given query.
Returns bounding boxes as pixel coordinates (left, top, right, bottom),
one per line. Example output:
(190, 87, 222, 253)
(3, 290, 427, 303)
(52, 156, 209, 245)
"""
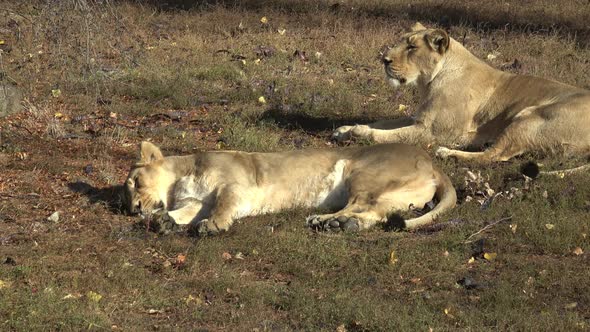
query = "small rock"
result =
(0, 83, 22, 118)
(47, 211, 60, 223)
(457, 277, 479, 290)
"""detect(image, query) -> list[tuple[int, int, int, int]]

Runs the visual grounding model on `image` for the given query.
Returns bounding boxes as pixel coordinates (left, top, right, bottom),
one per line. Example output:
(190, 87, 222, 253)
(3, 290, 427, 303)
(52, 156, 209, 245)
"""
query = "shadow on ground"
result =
(260, 107, 374, 134)
(68, 181, 127, 214)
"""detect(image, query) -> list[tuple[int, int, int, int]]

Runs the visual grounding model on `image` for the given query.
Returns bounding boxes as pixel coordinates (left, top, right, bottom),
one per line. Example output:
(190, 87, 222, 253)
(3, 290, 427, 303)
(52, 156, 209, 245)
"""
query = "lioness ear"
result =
(137, 141, 164, 166)
(410, 22, 426, 32)
(425, 29, 450, 54)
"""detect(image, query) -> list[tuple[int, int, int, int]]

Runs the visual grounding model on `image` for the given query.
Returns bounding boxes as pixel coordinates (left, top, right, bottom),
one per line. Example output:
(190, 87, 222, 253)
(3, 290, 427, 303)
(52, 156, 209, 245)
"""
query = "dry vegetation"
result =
(1, 0, 590, 331)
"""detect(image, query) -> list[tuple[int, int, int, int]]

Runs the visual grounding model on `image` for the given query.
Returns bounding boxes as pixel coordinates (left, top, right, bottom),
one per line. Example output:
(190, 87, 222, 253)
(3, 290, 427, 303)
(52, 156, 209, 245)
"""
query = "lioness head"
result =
(382, 22, 450, 88)
(124, 141, 171, 215)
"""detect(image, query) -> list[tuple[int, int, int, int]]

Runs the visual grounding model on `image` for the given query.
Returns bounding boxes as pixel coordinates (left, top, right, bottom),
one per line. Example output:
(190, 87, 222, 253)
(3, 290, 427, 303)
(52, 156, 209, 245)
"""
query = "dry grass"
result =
(1, 1, 589, 331)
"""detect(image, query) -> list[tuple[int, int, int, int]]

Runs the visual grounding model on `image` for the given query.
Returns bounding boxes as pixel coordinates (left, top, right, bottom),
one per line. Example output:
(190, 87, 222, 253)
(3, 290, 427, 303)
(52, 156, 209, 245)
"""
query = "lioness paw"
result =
(190, 219, 225, 237)
(332, 125, 373, 143)
(331, 126, 354, 142)
(306, 214, 360, 232)
(435, 146, 452, 159)
(145, 210, 182, 235)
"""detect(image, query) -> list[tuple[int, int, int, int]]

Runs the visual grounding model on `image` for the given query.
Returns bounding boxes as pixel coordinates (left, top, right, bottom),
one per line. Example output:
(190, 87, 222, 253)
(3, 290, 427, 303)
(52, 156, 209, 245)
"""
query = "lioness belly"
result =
(234, 159, 350, 218)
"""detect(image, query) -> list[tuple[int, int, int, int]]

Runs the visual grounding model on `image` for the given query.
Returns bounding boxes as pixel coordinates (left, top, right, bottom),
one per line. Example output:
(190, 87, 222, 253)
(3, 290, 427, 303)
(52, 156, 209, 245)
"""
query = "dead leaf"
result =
(86, 291, 102, 302)
(234, 252, 245, 260)
(51, 89, 61, 98)
(258, 96, 266, 104)
(148, 309, 164, 315)
(545, 224, 555, 230)
(222, 252, 232, 260)
(0, 280, 10, 289)
(388, 251, 398, 265)
(565, 302, 578, 309)
(483, 252, 497, 261)
(572, 247, 583, 256)
(62, 293, 82, 300)
(336, 324, 347, 332)
(176, 254, 186, 265)
(467, 257, 476, 264)
(185, 295, 203, 306)
(277, 28, 286, 35)
(47, 211, 60, 222)
(260, 16, 268, 24)
(509, 224, 517, 234)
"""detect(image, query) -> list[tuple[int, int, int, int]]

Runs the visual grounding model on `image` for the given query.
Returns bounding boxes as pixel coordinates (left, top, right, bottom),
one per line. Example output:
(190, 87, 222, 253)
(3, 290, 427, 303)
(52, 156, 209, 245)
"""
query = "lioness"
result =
(333, 23, 590, 168)
(124, 141, 456, 235)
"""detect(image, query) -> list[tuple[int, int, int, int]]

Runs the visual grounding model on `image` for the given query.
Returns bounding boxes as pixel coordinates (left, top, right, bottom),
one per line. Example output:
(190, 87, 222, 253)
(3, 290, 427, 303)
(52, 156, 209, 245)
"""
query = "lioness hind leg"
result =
(436, 115, 544, 163)
(307, 210, 385, 232)
(307, 192, 390, 232)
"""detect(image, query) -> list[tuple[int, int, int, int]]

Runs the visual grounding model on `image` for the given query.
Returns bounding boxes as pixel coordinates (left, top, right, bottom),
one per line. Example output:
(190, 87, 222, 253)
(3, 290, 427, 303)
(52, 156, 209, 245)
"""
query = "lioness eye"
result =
(135, 178, 141, 189)
(407, 44, 417, 50)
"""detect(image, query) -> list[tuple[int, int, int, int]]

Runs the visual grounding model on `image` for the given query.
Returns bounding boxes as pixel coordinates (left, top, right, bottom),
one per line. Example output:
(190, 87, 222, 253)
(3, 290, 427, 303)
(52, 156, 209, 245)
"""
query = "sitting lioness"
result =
(124, 141, 456, 235)
(333, 23, 590, 168)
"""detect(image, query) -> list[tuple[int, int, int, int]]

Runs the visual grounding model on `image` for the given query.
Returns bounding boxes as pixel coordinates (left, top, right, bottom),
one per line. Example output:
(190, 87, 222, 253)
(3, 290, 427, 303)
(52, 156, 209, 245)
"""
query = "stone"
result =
(0, 83, 22, 118)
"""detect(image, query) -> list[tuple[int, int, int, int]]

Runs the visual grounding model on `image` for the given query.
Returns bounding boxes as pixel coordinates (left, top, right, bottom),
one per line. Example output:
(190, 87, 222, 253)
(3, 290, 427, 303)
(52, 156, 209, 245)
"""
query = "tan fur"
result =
(124, 142, 456, 235)
(333, 23, 590, 164)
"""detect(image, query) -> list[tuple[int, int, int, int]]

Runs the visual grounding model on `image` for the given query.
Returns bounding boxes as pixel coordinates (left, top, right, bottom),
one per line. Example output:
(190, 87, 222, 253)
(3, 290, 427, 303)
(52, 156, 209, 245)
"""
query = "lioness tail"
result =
(521, 161, 590, 178)
(404, 167, 457, 230)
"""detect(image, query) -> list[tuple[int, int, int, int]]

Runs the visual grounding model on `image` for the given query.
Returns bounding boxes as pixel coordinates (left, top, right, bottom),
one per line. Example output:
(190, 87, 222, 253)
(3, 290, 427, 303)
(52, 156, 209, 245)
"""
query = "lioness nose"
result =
(382, 56, 393, 65)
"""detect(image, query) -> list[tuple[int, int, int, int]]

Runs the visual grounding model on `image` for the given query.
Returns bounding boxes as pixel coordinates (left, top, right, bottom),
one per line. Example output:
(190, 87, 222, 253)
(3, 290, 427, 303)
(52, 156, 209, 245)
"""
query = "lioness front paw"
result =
(435, 146, 452, 159)
(145, 210, 182, 235)
(332, 125, 372, 143)
(306, 215, 360, 232)
(189, 219, 226, 237)
(331, 126, 354, 142)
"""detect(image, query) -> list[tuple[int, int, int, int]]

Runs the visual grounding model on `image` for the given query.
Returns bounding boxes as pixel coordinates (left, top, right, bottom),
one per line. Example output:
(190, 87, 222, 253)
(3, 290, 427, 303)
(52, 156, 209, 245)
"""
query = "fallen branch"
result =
(464, 216, 513, 243)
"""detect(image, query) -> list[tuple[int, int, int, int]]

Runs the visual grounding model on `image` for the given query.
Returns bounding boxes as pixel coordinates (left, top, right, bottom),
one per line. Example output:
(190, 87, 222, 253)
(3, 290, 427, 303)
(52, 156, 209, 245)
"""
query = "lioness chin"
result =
(333, 22, 590, 172)
(124, 141, 456, 236)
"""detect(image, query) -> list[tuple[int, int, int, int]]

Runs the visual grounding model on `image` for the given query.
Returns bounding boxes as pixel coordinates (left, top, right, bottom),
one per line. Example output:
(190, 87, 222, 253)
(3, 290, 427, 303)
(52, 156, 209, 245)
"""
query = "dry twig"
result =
(464, 216, 513, 243)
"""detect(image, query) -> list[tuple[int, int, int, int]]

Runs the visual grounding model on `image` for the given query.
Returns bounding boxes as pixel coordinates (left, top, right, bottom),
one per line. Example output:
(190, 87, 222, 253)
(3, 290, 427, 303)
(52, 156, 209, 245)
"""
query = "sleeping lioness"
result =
(333, 23, 590, 170)
(124, 141, 456, 235)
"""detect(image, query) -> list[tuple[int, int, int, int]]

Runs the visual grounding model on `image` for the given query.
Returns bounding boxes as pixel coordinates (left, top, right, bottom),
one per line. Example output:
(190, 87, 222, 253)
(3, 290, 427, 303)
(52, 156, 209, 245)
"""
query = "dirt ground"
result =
(1, 1, 590, 331)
